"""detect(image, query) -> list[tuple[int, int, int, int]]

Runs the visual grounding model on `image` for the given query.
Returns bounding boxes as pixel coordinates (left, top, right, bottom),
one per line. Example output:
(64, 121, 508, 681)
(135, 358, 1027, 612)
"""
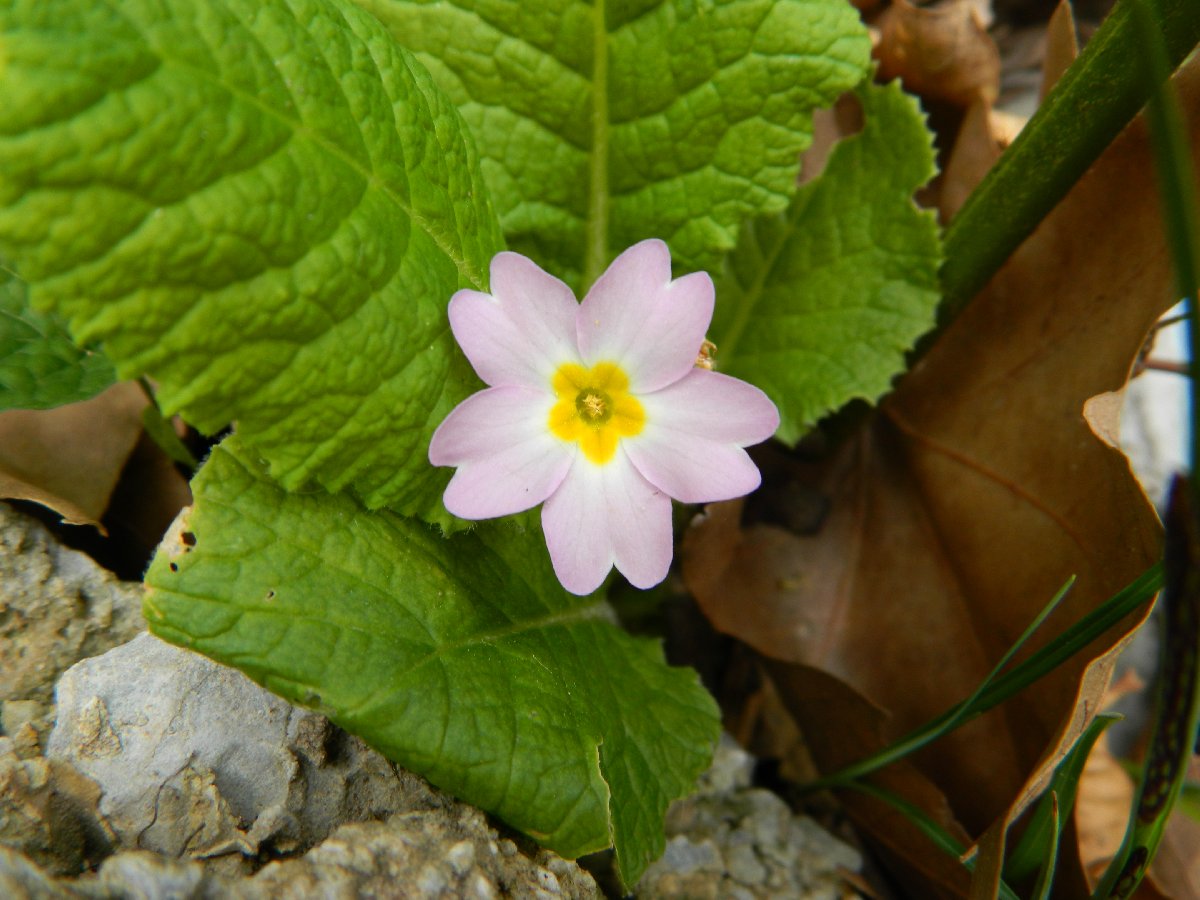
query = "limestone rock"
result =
(247, 807, 600, 899)
(638, 737, 861, 899)
(83, 851, 234, 899)
(1, 810, 604, 899)
(0, 503, 144, 717)
(47, 634, 447, 861)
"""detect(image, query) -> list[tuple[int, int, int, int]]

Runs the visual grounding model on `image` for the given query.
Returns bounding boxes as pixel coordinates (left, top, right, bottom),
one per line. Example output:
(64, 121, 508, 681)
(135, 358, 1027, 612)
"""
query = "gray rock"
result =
(84, 851, 226, 900)
(47, 634, 448, 861)
(0, 802, 605, 899)
(247, 807, 600, 899)
(0, 808, 603, 899)
(637, 737, 861, 900)
(39, 632, 601, 897)
(0, 503, 144, 718)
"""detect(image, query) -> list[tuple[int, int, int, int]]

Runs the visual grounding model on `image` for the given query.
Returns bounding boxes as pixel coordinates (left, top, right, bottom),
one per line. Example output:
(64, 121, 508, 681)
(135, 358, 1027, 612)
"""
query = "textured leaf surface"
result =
(0, 0, 504, 523)
(354, 0, 871, 289)
(711, 80, 941, 444)
(143, 438, 719, 886)
(0, 268, 115, 411)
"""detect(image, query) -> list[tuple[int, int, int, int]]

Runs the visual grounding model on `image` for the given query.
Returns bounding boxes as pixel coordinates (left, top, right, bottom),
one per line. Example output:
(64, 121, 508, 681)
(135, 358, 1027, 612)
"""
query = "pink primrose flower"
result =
(429, 240, 779, 595)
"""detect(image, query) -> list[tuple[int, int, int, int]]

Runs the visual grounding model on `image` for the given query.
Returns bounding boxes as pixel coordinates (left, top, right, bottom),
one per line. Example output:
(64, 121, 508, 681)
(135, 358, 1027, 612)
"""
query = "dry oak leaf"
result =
(685, 53, 1200, 900)
(874, 0, 1002, 107)
(0, 381, 146, 530)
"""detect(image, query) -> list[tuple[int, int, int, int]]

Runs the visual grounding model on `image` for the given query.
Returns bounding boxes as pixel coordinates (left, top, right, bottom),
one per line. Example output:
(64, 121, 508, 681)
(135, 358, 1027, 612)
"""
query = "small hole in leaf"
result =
(180, 531, 197, 547)
(798, 91, 864, 186)
(169, 562, 178, 572)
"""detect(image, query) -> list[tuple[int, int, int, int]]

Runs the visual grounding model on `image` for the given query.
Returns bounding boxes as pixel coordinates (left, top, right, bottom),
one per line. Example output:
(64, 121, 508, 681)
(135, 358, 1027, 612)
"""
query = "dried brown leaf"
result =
(940, 100, 1024, 221)
(685, 53, 1200, 899)
(1078, 733, 1137, 885)
(0, 382, 146, 530)
(1041, 0, 1080, 101)
(875, 0, 1001, 107)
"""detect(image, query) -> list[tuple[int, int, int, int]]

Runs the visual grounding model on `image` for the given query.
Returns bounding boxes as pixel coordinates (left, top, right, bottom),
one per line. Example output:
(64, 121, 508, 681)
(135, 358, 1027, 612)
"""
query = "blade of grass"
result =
(844, 781, 1023, 900)
(1007, 713, 1122, 882)
(801, 565, 1161, 792)
(806, 566, 1161, 792)
(1029, 793, 1060, 900)
(938, 0, 1200, 329)
(807, 577, 1076, 790)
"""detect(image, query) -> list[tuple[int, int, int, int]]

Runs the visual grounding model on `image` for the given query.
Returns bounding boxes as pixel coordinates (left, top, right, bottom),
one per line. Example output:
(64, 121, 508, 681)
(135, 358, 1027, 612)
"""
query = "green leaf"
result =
(0, 0, 504, 524)
(143, 437, 720, 887)
(710, 79, 941, 444)
(353, 0, 872, 289)
(0, 266, 116, 411)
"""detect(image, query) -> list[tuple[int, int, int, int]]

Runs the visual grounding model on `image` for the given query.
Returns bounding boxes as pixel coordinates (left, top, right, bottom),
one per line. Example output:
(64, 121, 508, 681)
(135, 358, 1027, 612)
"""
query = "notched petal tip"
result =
(489, 250, 576, 302)
(578, 240, 715, 392)
(445, 253, 580, 389)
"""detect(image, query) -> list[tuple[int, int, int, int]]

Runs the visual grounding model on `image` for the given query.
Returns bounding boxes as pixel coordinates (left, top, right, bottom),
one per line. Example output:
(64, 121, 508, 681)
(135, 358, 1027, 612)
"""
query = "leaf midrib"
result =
(583, 0, 610, 289)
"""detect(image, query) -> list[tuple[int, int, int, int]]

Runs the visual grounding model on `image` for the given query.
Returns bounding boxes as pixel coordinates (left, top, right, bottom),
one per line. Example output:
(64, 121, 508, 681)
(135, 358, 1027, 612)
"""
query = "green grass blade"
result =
(802, 567, 1160, 792)
(845, 781, 1023, 900)
(808, 577, 1076, 789)
(1029, 793, 1060, 900)
(1007, 713, 1122, 882)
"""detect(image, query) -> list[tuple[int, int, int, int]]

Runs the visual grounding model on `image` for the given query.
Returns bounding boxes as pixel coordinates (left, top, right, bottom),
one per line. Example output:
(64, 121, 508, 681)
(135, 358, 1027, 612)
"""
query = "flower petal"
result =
(640, 369, 780, 445)
(430, 386, 573, 519)
(541, 453, 672, 594)
(577, 240, 714, 392)
(449, 252, 580, 389)
(624, 435, 761, 504)
(624, 369, 778, 503)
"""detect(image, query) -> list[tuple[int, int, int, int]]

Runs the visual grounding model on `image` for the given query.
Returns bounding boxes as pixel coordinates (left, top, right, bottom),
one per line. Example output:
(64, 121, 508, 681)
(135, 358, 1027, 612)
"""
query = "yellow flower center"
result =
(548, 361, 645, 464)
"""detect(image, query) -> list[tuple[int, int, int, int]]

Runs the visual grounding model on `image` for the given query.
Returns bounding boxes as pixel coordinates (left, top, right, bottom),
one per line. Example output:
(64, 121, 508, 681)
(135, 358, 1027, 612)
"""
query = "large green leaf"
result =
(711, 79, 942, 443)
(354, 0, 872, 289)
(143, 437, 720, 887)
(0, 266, 115, 411)
(0, 0, 504, 524)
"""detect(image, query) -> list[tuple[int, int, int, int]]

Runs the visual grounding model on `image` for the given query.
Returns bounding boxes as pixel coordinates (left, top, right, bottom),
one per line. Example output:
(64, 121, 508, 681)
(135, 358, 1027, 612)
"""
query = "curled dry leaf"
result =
(874, 0, 1001, 107)
(940, 100, 1025, 222)
(684, 55, 1200, 898)
(0, 381, 146, 530)
(940, 0, 1074, 224)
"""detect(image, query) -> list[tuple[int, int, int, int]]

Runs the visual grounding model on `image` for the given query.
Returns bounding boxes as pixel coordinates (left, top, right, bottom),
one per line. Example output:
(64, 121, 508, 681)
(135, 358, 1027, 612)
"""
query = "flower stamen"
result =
(577, 389, 611, 423)
(549, 361, 644, 464)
